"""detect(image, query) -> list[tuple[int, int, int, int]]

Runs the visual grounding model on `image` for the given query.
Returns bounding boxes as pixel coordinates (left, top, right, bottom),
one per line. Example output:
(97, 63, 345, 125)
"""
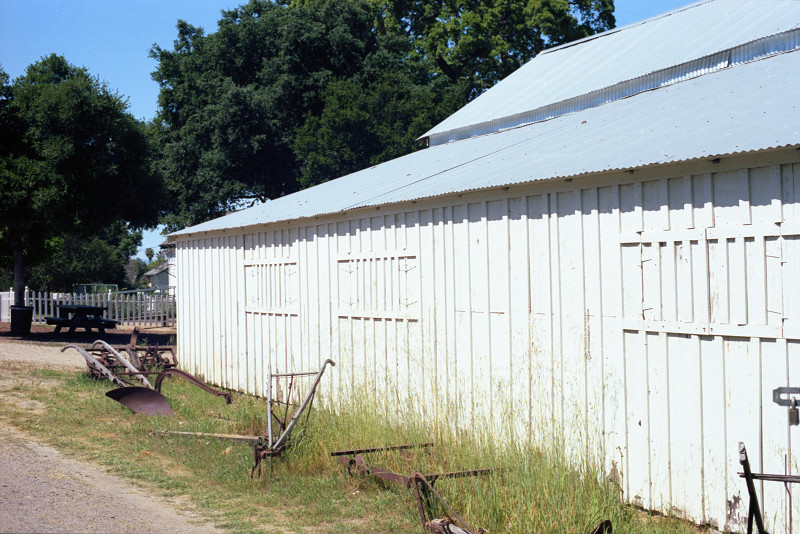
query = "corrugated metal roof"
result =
(172, 49, 800, 237)
(422, 0, 800, 145)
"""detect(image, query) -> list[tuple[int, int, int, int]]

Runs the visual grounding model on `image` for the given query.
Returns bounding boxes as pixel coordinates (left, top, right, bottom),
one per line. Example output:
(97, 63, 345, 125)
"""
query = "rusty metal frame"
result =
(250, 359, 336, 477)
(154, 368, 232, 404)
(410, 471, 482, 534)
(738, 441, 800, 534)
(332, 443, 492, 532)
(62, 339, 229, 415)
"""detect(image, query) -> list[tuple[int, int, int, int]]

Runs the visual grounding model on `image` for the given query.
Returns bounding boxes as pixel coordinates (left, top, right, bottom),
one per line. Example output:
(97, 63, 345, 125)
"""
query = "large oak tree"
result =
(0, 55, 162, 307)
(151, 0, 614, 230)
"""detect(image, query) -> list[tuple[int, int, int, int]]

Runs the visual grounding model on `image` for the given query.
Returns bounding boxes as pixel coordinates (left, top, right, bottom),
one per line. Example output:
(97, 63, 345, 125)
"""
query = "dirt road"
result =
(0, 339, 222, 534)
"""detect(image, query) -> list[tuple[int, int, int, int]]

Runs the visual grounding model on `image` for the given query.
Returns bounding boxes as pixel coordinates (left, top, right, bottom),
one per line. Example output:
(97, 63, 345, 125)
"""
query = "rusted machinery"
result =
(333, 443, 612, 534)
(252, 359, 336, 476)
(62, 334, 231, 416)
(332, 443, 492, 534)
(162, 359, 336, 477)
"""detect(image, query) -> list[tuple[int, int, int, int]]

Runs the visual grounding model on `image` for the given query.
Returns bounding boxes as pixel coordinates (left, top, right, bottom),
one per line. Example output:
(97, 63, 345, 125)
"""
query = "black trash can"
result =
(10, 306, 34, 336)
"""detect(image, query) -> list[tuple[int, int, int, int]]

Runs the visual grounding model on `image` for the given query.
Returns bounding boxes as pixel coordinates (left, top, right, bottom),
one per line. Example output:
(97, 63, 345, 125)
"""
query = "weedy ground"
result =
(0, 360, 706, 533)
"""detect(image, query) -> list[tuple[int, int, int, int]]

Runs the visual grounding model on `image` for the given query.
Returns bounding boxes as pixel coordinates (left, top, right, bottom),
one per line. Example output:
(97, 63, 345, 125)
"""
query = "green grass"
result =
(1, 361, 703, 533)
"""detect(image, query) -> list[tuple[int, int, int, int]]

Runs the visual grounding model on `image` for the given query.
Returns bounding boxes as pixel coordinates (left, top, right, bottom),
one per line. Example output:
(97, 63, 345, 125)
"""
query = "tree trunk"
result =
(10, 232, 25, 306)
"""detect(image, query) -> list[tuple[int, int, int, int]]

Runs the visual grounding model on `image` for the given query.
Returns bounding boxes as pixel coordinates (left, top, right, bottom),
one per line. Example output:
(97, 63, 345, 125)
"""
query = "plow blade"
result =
(106, 387, 174, 416)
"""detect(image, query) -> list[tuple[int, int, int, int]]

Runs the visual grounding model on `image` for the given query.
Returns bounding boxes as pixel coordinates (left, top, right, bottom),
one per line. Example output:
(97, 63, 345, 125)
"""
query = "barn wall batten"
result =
(176, 153, 800, 531)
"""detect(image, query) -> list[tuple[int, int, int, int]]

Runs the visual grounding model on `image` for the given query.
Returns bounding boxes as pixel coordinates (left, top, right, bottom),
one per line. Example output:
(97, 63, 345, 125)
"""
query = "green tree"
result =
(293, 29, 470, 187)
(152, 0, 615, 229)
(0, 55, 162, 308)
(381, 0, 615, 90)
(151, 0, 467, 230)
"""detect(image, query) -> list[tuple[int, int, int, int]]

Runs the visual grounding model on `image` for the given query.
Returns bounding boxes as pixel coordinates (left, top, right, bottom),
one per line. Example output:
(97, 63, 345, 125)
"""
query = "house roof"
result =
(171, 0, 800, 238)
(422, 0, 800, 146)
(144, 263, 170, 277)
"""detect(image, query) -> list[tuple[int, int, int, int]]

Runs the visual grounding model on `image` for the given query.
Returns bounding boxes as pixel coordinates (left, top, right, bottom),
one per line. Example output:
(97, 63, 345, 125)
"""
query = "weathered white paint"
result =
(175, 151, 800, 532)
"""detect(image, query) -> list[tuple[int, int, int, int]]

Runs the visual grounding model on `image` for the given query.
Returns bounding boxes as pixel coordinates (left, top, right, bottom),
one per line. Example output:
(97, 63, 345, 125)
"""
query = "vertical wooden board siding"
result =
(580, 188, 600, 452)
(487, 199, 511, 421)
(750, 165, 781, 224)
(642, 242, 661, 321)
(648, 332, 671, 511)
(642, 179, 667, 231)
(193, 239, 202, 376)
(429, 208, 448, 419)
(528, 194, 556, 433)
(783, 236, 800, 333)
(452, 203, 473, 426)
(789, 341, 800, 530)
(203, 238, 213, 383)
(707, 239, 729, 324)
(783, 164, 799, 225)
(624, 330, 650, 507)
(693, 174, 714, 228)
(621, 243, 642, 321)
(661, 241, 678, 322)
(760, 338, 790, 532)
(235, 234, 246, 392)
(700, 336, 727, 528)
(766, 237, 783, 329)
(619, 183, 644, 232)
(189, 239, 200, 377)
(728, 238, 748, 326)
(561, 189, 588, 449)
(789, 340, 800, 472)
(214, 237, 224, 387)
(418, 209, 435, 401)
(667, 333, 704, 521)
(212, 237, 221, 386)
(746, 237, 768, 326)
(467, 202, 491, 423)
(508, 197, 530, 439)
(675, 240, 694, 323)
(598, 185, 626, 475)
(713, 169, 750, 226)
(692, 239, 711, 324)
(443, 207, 458, 419)
(724, 336, 761, 531)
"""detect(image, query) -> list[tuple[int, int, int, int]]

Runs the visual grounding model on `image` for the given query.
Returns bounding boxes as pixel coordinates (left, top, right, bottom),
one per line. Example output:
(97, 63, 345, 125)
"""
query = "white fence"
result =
(0, 291, 10, 322)
(9, 289, 176, 327)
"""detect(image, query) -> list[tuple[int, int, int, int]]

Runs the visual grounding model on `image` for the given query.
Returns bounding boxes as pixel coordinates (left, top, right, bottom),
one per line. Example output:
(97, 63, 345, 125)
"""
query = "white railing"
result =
(14, 288, 176, 327)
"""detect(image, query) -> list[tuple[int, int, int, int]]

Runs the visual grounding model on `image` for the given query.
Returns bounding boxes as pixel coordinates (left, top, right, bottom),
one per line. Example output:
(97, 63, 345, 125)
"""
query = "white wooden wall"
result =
(176, 152, 800, 532)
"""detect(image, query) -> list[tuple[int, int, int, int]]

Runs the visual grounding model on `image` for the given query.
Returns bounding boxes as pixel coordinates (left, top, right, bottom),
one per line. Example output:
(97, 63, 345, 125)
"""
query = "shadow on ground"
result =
(0, 322, 175, 347)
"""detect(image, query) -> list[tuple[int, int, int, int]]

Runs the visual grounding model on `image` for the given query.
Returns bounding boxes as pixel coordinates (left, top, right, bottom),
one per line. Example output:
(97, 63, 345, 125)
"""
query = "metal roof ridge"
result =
(426, 28, 800, 147)
(539, 0, 714, 57)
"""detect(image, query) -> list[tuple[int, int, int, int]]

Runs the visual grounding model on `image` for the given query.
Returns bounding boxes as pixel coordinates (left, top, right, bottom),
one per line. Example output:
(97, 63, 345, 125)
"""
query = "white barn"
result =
(171, 1, 800, 530)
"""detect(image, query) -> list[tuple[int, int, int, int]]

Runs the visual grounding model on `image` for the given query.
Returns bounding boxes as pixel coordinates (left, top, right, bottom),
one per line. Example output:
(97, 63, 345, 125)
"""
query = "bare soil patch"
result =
(0, 337, 222, 534)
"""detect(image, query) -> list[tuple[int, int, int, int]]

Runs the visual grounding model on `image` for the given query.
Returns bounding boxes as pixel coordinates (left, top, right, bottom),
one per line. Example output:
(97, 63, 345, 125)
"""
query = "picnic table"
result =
(45, 304, 118, 335)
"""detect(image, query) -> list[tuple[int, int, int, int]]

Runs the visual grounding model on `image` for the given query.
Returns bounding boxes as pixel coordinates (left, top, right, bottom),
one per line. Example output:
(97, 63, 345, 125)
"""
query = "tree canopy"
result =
(152, 0, 614, 231)
(0, 55, 162, 302)
(151, 0, 467, 230)
(382, 0, 615, 90)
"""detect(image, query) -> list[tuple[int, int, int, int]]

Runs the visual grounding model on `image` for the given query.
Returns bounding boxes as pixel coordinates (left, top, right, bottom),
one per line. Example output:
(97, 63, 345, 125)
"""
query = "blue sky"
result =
(0, 0, 693, 259)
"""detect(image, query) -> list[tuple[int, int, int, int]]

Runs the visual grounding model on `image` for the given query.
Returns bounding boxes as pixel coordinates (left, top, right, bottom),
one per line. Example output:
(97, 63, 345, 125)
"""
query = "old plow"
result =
(164, 358, 336, 477)
(61, 329, 231, 416)
(332, 443, 493, 534)
(332, 443, 613, 534)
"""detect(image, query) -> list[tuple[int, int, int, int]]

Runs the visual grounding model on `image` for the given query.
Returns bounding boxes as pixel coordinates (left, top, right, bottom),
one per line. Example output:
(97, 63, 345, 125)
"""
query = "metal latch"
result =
(773, 387, 800, 426)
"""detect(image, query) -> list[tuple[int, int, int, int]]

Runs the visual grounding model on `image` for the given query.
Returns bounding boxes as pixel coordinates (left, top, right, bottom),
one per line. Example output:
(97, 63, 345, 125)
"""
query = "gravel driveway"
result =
(0, 339, 222, 534)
